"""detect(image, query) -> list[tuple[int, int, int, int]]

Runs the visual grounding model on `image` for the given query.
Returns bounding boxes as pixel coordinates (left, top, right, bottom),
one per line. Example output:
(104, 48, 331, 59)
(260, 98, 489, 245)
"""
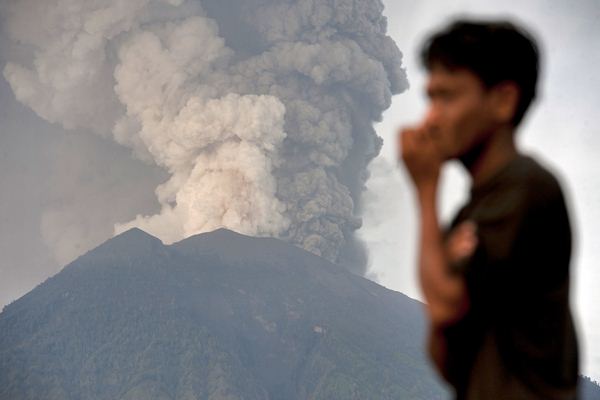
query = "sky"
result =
(0, 0, 598, 384)
(361, 0, 600, 382)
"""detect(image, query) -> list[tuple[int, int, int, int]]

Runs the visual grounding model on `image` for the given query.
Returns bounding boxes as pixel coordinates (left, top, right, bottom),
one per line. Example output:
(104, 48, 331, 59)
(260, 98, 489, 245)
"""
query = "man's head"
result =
(419, 19, 540, 162)
(422, 19, 539, 127)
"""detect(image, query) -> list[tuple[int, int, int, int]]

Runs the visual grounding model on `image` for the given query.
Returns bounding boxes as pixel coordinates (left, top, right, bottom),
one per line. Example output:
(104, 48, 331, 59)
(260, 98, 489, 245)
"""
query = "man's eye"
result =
(429, 92, 454, 105)
(438, 91, 455, 100)
(426, 89, 456, 102)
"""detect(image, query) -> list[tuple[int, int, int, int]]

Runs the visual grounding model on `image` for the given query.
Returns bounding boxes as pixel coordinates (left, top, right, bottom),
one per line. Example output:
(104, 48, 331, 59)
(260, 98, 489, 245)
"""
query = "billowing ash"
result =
(2, 0, 406, 273)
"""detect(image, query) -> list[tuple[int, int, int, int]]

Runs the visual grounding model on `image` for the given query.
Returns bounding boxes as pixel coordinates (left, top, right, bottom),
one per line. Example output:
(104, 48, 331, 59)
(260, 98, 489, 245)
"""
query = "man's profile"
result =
(398, 20, 579, 399)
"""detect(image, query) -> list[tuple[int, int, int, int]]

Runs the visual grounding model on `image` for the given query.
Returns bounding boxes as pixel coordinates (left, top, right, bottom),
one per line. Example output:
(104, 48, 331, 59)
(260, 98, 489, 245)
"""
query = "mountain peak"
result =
(0, 222, 448, 400)
(85, 227, 163, 260)
(195, 227, 247, 240)
(117, 227, 160, 241)
(172, 228, 274, 256)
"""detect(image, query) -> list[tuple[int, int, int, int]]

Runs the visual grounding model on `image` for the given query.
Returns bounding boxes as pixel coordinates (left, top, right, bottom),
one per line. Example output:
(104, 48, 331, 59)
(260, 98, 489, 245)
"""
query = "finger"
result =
(398, 128, 417, 160)
(457, 220, 478, 236)
(446, 221, 478, 254)
(456, 225, 479, 256)
(453, 230, 478, 250)
(447, 235, 478, 262)
(455, 242, 477, 259)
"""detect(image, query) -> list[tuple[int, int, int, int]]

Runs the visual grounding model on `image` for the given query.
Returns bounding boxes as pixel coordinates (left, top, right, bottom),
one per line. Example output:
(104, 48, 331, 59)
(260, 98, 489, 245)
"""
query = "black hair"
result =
(421, 19, 540, 126)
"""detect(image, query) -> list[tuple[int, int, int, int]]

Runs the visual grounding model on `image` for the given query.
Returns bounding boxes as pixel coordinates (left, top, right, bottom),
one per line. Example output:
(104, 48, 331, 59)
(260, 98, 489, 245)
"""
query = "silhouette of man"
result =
(399, 20, 579, 399)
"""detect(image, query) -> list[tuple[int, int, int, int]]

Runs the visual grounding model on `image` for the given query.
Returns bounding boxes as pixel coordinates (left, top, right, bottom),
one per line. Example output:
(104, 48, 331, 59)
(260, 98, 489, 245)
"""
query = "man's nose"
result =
(423, 106, 441, 134)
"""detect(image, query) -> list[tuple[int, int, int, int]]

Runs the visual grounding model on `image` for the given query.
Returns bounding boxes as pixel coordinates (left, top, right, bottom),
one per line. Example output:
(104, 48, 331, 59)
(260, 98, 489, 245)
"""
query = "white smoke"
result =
(2, 0, 406, 272)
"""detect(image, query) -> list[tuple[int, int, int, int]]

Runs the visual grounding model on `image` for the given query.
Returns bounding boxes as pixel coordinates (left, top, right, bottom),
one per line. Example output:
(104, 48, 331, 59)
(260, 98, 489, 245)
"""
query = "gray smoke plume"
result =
(2, 0, 406, 273)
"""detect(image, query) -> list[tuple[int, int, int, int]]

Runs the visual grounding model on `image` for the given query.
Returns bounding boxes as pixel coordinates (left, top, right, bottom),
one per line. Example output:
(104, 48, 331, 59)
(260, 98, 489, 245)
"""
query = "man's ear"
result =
(491, 81, 520, 124)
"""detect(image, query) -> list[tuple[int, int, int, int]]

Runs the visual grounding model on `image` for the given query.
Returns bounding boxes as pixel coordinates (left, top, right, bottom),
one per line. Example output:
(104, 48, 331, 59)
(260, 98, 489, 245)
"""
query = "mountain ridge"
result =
(0, 227, 445, 400)
(1, 228, 598, 399)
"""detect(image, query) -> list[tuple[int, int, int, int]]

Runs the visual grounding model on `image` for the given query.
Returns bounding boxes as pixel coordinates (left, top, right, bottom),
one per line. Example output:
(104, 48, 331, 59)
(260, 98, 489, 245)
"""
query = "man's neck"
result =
(460, 125, 519, 188)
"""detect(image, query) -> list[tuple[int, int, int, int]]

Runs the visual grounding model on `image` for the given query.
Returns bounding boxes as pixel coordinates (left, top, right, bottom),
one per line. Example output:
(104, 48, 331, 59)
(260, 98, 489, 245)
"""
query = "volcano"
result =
(0, 228, 448, 399)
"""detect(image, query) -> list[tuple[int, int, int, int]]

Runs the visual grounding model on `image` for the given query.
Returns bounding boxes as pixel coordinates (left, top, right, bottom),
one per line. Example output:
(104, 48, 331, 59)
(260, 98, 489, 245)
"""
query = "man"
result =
(399, 20, 579, 399)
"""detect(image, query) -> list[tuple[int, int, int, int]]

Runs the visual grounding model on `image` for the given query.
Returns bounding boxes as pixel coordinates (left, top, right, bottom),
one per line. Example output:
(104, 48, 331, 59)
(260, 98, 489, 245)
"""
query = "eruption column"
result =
(2, 0, 407, 273)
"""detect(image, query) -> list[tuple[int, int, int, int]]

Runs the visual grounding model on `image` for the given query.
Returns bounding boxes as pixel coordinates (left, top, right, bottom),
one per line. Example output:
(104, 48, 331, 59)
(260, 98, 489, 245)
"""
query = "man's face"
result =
(424, 66, 499, 162)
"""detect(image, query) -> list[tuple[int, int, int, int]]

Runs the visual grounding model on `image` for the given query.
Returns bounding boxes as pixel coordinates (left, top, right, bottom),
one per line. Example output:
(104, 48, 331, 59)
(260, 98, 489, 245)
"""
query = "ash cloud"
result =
(2, 0, 406, 273)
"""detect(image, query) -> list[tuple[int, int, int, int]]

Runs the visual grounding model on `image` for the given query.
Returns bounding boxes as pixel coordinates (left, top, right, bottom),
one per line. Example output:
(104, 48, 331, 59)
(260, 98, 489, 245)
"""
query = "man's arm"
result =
(399, 126, 475, 376)
(399, 126, 470, 327)
(416, 183, 469, 327)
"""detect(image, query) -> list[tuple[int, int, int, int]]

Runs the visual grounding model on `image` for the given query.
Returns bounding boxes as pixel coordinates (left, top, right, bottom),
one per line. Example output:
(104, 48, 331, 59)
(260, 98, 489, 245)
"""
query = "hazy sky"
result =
(1, 0, 598, 384)
(362, 0, 600, 381)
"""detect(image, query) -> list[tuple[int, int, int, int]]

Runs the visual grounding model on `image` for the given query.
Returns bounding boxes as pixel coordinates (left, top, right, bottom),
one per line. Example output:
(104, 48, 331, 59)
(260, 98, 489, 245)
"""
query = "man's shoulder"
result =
(514, 154, 566, 205)
(463, 154, 567, 225)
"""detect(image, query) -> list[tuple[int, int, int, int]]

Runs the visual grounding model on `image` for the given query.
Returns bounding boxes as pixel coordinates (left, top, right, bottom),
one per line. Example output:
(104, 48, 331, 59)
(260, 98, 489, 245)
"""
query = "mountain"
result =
(0, 228, 448, 399)
(2, 228, 599, 399)
(580, 376, 600, 400)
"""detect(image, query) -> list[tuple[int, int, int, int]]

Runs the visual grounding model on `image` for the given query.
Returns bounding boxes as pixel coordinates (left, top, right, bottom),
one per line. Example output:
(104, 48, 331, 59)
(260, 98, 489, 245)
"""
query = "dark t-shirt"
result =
(443, 154, 579, 400)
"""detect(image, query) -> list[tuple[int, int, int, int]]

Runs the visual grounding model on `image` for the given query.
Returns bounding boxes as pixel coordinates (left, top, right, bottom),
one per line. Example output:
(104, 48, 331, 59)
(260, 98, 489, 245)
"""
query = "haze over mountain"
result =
(2, 228, 599, 399)
(0, 228, 448, 399)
